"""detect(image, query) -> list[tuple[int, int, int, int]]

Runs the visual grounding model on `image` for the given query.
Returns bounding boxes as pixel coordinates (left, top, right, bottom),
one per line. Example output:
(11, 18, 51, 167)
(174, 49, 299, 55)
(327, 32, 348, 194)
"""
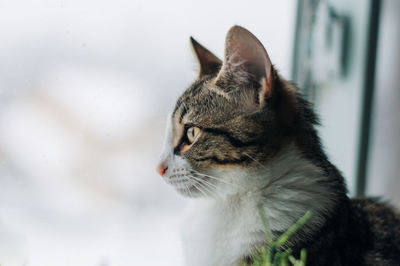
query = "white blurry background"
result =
(0, 1, 296, 265)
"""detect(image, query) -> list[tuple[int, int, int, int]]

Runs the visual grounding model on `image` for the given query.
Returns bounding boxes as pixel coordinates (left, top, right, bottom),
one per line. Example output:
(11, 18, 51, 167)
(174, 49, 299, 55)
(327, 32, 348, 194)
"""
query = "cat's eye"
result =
(186, 127, 200, 144)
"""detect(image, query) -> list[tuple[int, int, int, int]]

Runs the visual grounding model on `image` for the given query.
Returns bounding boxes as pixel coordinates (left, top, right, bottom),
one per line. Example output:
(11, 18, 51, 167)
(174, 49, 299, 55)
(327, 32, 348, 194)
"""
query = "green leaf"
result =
(276, 211, 313, 247)
(300, 248, 307, 266)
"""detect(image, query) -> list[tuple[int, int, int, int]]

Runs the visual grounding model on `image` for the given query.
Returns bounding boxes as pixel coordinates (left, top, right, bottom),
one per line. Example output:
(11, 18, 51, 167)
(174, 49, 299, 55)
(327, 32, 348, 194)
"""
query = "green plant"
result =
(242, 204, 313, 266)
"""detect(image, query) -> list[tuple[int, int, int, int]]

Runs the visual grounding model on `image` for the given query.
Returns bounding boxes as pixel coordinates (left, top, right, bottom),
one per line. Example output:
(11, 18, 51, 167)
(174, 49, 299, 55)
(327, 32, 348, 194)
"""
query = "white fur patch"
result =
(180, 144, 335, 266)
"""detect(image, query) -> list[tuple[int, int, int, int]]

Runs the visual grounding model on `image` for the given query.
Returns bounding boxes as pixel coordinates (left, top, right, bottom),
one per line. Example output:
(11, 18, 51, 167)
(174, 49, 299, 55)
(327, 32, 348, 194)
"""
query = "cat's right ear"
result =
(215, 26, 274, 110)
(190, 37, 222, 78)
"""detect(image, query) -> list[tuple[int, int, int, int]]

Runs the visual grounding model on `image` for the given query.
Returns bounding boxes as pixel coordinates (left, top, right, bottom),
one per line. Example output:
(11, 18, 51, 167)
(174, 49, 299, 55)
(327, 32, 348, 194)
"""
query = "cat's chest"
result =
(181, 198, 264, 266)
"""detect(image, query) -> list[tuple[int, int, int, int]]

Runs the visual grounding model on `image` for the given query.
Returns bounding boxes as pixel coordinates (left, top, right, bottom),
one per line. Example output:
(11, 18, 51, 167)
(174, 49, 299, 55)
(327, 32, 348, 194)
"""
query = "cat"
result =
(156, 26, 400, 266)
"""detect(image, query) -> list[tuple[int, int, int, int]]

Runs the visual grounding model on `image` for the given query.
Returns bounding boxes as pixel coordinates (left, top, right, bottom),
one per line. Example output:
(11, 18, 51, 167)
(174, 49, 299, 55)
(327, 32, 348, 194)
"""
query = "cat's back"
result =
(346, 197, 400, 265)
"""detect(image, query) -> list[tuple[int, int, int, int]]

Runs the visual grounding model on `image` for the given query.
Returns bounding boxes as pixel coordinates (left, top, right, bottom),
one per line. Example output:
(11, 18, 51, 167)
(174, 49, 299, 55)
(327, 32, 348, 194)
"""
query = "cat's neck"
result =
(211, 143, 339, 234)
(182, 143, 348, 266)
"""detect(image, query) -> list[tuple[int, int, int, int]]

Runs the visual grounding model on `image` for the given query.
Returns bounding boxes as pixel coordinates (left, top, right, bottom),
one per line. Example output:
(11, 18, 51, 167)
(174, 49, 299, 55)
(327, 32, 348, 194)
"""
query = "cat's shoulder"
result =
(349, 197, 400, 265)
(351, 196, 400, 230)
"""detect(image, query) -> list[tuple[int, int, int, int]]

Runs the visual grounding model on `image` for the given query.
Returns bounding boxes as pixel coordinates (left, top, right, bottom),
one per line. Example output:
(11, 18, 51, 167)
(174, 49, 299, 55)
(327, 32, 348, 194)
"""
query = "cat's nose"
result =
(156, 161, 168, 177)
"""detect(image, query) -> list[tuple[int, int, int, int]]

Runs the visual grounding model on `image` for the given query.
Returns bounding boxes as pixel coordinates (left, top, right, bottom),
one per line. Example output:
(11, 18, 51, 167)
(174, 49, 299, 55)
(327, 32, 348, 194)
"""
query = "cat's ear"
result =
(190, 37, 222, 78)
(215, 26, 274, 108)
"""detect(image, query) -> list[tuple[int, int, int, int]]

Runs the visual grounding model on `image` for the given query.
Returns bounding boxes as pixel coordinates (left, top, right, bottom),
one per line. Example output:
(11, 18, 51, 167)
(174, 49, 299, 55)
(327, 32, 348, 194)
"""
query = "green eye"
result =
(187, 127, 200, 144)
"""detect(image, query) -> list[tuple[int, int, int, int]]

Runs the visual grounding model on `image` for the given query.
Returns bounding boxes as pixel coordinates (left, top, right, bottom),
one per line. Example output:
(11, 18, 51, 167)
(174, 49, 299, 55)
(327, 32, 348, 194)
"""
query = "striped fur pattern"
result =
(157, 26, 400, 265)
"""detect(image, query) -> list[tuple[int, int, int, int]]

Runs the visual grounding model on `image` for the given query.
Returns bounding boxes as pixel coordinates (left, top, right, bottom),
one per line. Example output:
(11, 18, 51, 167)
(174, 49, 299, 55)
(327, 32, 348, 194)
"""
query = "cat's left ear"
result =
(190, 37, 222, 78)
(215, 26, 274, 108)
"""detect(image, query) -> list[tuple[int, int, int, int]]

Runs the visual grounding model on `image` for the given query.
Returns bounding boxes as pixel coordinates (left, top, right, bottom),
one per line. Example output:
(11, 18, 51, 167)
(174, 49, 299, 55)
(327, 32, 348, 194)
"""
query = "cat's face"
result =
(157, 26, 295, 198)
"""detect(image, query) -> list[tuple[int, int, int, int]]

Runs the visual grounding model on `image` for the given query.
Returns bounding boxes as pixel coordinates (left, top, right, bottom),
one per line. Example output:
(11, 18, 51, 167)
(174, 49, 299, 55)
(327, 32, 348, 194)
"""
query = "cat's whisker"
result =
(189, 179, 209, 198)
(194, 181, 219, 200)
(243, 152, 269, 172)
(189, 174, 225, 199)
(190, 170, 240, 188)
(189, 174, 220, 190)
(190, 175, 224, 196)
(188, 175, 223, 200)
(194, 177, 226, 201)
(183, 180, 193, 197)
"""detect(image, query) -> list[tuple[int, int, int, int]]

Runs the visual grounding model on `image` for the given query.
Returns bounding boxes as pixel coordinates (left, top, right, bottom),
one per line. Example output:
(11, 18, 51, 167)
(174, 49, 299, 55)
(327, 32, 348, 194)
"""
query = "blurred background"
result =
(0, 0, 398, 265)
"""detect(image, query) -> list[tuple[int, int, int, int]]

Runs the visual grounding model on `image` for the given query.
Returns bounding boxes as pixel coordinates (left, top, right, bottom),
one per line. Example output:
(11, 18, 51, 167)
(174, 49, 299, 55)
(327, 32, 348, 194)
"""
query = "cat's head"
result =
(157, 26, 297, 198)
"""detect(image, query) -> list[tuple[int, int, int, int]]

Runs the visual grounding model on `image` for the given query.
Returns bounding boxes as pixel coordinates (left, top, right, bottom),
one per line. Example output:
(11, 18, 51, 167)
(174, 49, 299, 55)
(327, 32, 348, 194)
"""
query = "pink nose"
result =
(156, 162, 168, 177)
